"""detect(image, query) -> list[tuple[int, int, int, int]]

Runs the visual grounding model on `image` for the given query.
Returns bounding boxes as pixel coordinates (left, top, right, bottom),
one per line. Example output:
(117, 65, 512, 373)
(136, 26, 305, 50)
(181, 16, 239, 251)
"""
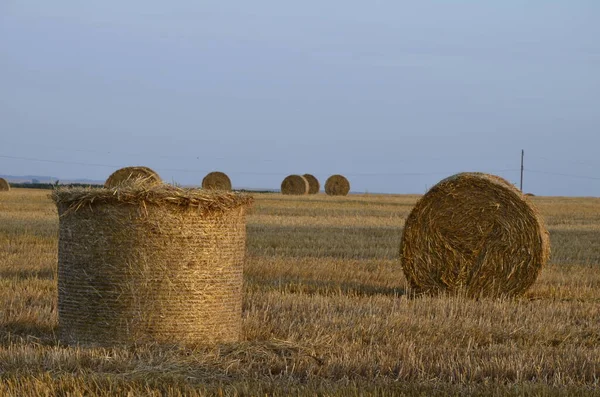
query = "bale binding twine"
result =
(104, 166, 162, 188)
(51, 181, 253, 346)
(303, 174, 320, 194)
(325, 175, 350, 196)
(400, 172, 550, 298)
(281, 175, 309, 195)
(0, 178, 9, 191)
(202, 171, 232, 191)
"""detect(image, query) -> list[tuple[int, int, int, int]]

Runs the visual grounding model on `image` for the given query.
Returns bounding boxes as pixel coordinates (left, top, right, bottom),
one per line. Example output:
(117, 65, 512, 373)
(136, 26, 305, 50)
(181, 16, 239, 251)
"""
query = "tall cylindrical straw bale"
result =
(303, 174, 320, 194)
(52, 183, 253, 346)
(281, 175, 309, 195)
(400, 172, 550, 298)
(325, 175, 350, 196)
(104, 166, 161, 188)
(202, 171, 232, 191)
(0, 178, 9, 191)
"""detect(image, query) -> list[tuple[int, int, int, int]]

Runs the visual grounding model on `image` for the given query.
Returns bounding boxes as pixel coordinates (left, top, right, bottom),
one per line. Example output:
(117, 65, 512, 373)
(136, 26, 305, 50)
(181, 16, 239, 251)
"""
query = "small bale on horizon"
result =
(104, 166, 161, 188)
(202, 171, 232, 191)
(400, 172, 550, 298)
(0, 178, 10, 191)
(325, 175, 350, 196)
(303, 174, 320, 194)
(281, 175, 309, 195)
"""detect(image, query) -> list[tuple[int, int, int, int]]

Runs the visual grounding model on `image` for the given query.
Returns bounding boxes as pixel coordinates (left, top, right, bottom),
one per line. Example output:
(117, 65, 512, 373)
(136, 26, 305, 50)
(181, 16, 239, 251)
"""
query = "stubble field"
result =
(0, 188, 599, 396)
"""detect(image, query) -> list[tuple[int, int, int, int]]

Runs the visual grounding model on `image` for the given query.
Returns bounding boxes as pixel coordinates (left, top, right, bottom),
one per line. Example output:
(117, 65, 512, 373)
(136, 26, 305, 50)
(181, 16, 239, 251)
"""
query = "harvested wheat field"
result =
(1, 188, 600, 396)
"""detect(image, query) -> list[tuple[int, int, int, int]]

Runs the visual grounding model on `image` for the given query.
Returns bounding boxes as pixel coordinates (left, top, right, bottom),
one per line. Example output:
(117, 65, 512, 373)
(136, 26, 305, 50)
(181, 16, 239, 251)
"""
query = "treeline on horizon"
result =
(10, 182, 275, 193)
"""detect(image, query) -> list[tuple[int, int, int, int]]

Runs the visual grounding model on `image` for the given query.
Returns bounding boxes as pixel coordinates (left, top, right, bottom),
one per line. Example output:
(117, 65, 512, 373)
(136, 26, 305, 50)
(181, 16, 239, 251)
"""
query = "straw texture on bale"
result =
(202, 171, 232, 191)
(325, 175, 350, 196)
(0, 178, 9, 191)
(303, 174, 320, 194)
(104, 166, 161, 188)
(400, 172, 550, 298)
(281, 175, 309, 195)
(51, 182, 253, 346)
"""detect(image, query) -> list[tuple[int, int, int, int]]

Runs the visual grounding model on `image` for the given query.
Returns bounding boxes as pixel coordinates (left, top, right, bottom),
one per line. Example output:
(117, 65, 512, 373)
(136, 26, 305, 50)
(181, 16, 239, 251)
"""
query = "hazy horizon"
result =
(1, 2, 599, 195)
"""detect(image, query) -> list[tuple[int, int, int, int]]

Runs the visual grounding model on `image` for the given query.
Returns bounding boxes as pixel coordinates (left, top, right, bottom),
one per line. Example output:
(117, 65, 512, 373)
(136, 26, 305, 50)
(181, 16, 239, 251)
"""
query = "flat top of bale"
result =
(52, 181, 253, 215)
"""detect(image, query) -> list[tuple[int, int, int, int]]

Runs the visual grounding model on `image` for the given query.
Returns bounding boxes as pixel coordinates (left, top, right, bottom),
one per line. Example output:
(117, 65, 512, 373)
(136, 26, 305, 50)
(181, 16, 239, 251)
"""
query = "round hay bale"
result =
(525, 193, 536, 197)
(325, 175, 350, 196)
(202, 171, 232, 191)
(303, 174, 320, 194)
(104, 166, 161, 188)
(400, 172, 550, 298)
(51, 183, 253, 346)
(0, 178, 9, 191)
(281, 175, 309, 195)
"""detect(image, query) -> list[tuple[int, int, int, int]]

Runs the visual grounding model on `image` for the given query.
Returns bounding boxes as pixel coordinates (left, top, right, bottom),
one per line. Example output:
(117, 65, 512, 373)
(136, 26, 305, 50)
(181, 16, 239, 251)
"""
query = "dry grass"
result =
(1, 189, 600, 396)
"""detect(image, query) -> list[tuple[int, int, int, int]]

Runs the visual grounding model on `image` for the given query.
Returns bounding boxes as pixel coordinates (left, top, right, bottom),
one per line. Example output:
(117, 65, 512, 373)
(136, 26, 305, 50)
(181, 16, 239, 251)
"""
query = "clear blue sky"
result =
(1, 1, 599, 195)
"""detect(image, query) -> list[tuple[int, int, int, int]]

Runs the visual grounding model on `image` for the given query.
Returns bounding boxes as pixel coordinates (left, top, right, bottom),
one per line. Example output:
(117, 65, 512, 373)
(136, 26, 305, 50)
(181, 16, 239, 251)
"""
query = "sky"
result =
(1, 1, 599, 195)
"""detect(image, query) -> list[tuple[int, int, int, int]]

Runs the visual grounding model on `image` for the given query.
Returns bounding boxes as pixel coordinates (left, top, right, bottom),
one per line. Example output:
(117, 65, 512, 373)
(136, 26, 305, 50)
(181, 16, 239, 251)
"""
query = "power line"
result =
(528, 155, 599, 169)
(0, 153, 520, 178)
(526, 169, 600, 181)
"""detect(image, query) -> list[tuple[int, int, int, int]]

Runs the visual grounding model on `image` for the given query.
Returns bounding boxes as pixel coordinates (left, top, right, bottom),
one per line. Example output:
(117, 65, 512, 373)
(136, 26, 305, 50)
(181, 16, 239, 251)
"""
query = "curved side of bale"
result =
(281, 175, 309, 195)
(202, 171, 232, 191)
(399, 172, 550, 298)
(104, 166, 161, 188)
(325, 175, 350, 196)
(51, 184, 253, 346)
(303, 174, 320, 194)
(0, 178, 9, 191)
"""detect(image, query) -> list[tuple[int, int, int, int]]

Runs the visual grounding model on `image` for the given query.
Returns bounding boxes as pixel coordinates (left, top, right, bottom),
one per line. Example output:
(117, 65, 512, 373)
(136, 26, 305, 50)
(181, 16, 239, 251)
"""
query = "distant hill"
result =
(0, 174, 104, 185)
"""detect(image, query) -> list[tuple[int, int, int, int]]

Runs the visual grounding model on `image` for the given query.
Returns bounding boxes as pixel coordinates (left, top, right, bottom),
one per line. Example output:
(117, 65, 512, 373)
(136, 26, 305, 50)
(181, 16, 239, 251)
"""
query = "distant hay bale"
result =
(281, 175, 309, 195)
(525, 193, 536, 197)
(400, 172, 550, 298)
(51, 182, 253, 346)
(303, 174, 320, 194)
(202, 171, 232, 191)
(104, 166, 161, 188)
(325, 175, 350, 196)
(0, 178, 9, 191)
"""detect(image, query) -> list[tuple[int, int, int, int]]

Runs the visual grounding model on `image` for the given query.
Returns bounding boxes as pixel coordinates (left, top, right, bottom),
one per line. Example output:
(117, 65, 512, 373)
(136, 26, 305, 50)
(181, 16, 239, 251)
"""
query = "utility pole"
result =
(520, 149, 524, 192)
